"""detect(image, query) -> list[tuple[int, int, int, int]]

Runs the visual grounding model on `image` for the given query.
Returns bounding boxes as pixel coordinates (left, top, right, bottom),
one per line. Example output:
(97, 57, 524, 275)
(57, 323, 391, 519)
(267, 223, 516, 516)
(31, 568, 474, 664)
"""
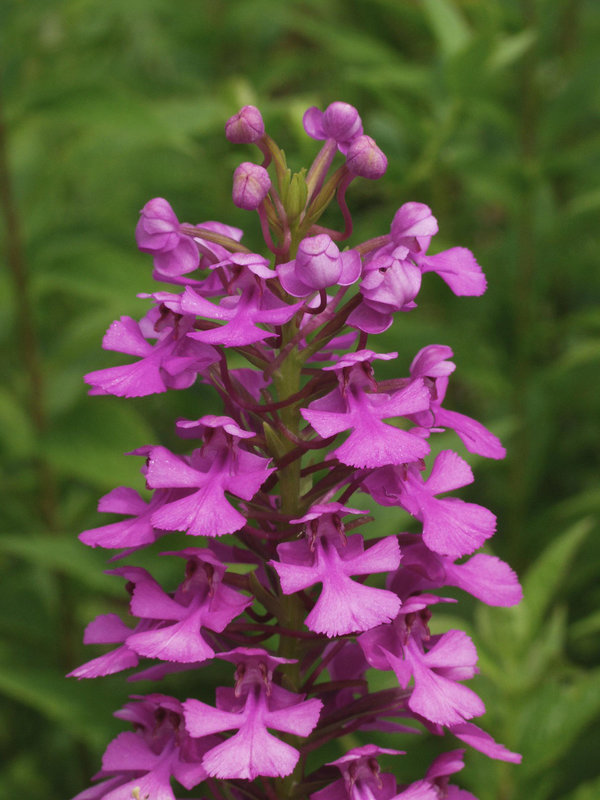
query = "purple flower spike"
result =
(277, 234, 362, 297)
(136, 197, 200, 277)
(77, 100, 521, 800)
(345, 135, 388, 179)
(303, 101, 363, 153)
(232, 162, 271, 210)
(225, 105, 265, 143)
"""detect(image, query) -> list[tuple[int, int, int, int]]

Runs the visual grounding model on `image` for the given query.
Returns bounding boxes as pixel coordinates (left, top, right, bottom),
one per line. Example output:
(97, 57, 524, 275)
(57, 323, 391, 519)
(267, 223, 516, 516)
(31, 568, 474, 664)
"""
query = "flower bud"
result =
(390, 202, 438, 251)
(135, 198, 180, 252)
(297, 234, 343, 289)
(135, 197, 199, 277)
(322, 102, 362, 142)
(277, 234, 361, 297)
(232, 162, 271, 210)
(225, 105, 265, 143)
(285, 171, 308, 222)
(303, 102, 363, 153)
(345, 135, 388, 179)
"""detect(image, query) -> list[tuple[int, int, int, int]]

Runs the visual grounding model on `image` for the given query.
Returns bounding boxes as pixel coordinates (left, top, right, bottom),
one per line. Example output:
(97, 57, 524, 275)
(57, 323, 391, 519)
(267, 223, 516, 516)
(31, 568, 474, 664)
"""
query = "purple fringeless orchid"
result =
(72, 101, 521, 800)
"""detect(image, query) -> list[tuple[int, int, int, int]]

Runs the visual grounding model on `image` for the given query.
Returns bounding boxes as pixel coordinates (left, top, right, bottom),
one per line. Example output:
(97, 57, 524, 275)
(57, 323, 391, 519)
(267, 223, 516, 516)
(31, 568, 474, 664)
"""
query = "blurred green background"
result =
(1, 1, 599, 798)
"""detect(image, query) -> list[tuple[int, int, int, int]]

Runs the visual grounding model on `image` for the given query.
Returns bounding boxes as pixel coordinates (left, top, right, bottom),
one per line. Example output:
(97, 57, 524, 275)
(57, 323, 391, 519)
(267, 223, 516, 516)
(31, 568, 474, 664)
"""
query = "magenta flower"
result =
(345, 135, 388, 179)
(409, 345, 506, 459)
(359, 606, 485, 727)
(152, 219, 244, 288)
(419, 750, 478, 800)
(391, 534, 523, 607)
(183, 649, 322, 779)
(74, 695, 215, 800)
(348, 247, 422, 333)
(448, 722, 522, 763)
(271, 504, 401, 636)
(310, 745, 443, 800)
(301, 351, 431, 468)
(363, 450, 497, 557)
(181, 278, 302, 346)
(146, 420, 275, 537)
(68, 612, 143, 679)
(390, 202, 439, 252)
(79, 486, 175, 553)
(84, 312, 218, 397)
(110, 551, 250, 664)
(309, 745, 405, 800)
(390, 202, 487, 296)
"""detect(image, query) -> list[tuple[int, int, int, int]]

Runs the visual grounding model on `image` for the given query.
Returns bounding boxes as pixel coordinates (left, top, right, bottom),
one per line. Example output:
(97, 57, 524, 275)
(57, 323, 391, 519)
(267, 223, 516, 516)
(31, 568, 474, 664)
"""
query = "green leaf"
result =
(40, 397, 155, 489)
(519, 518, 592, 639)
(0, 533, 123, 597)
(0, 642, 127, 749)
(570, 608, 600, 641)
(0, 388, 35, 457)
(422, 0, 472, 58)
(515, 669, 600, 776)
(487, 29, 537, 72)
(564, 776, 600, 800)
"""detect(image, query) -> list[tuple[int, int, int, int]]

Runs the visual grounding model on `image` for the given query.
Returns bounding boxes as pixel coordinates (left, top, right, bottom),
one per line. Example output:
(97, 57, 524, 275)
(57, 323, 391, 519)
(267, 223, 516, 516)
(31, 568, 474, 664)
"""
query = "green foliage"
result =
(463, 521, 599, 800)
(1, 1, 598, 798)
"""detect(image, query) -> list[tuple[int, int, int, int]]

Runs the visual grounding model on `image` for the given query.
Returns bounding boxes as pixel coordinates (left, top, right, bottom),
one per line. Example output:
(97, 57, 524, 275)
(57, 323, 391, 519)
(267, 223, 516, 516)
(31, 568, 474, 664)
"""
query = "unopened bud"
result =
(345, 135, 387, 179)
(322, 101, 362, 142)
(303, 101, 363, 152)
(285, 170, 308, 222)
(225, 105, 265, 143)
(232, 162, 271, 210)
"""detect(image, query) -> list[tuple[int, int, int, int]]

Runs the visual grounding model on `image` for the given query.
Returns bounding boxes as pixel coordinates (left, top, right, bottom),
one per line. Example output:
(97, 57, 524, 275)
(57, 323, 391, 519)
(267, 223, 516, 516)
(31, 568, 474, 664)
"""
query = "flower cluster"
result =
(72, 101, 521, 800)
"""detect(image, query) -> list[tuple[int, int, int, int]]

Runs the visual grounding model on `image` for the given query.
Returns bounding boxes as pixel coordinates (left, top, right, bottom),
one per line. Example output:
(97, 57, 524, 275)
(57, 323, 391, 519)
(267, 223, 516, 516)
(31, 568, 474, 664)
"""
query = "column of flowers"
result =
(71, 101, 522, 800)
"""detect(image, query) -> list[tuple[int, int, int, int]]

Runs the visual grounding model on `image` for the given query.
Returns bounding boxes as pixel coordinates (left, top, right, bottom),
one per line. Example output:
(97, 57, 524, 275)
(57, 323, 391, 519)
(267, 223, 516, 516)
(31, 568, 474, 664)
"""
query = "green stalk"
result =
(271, 318, 310, 797)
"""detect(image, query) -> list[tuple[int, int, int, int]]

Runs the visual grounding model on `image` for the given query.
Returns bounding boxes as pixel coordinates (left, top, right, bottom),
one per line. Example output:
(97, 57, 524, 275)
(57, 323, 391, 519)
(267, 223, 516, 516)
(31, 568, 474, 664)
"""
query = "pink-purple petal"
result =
(420, 247, 487, 297)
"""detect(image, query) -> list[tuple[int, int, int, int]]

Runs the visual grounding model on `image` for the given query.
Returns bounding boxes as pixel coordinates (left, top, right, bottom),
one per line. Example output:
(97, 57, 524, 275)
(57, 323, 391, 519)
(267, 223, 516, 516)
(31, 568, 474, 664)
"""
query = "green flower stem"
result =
(271, 318, 309, 798)
(272, 320, 305, 673)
